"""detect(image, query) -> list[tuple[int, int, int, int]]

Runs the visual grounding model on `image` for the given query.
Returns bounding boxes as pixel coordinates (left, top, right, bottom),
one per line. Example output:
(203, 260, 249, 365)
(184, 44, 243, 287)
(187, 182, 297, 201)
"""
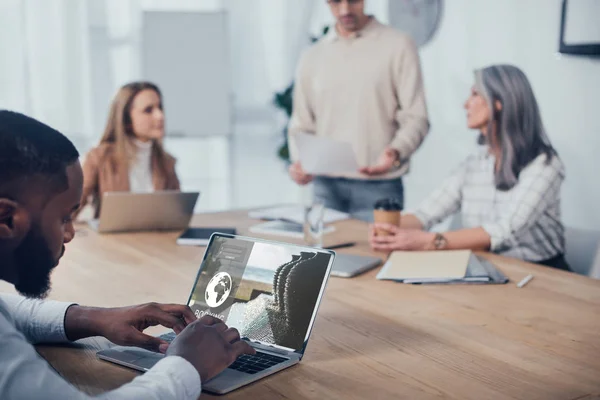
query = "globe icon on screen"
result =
(205, 272, 232, 308)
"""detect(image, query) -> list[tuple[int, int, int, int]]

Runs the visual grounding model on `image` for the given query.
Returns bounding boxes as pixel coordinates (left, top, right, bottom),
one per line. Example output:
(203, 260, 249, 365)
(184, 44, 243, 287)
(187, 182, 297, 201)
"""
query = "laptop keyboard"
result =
(228, 352, 288, 374)
(159, 331, 288, 374)
(159, 331, 177, 343)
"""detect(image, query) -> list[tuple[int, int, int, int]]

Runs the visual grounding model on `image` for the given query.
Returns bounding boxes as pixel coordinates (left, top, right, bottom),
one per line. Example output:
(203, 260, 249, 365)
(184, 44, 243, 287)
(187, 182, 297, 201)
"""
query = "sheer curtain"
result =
(223, 0, 317, 115)
(0, 0, 229, 143)
(257, 0, 316, 97)
(0, 0, 93, 146)
(0, 0, 342, 141)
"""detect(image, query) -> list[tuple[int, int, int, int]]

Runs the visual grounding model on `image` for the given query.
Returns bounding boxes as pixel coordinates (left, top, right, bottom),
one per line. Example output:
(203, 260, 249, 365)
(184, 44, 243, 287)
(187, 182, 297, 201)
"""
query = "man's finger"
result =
(156, 304, 197, 325)
(230, 340, 256, 358)
(128, 330, 166, 352)
(362, 167, 387, 176)
(222, 327, 241, 344)
(367, 164, 388, 175)
(213, 322, 228, 334)
(290, 163, 304, 175)
(198, 314, 222, 326)
(145, 308, 187, 333)
(157, 304, 197, 325)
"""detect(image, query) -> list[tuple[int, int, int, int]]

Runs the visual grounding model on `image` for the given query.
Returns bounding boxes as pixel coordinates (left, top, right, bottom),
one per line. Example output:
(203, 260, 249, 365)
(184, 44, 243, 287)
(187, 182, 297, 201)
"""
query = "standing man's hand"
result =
(359, 147, 400, 176)
(167, 315, 256, 382)
(288, 161, 314, 185)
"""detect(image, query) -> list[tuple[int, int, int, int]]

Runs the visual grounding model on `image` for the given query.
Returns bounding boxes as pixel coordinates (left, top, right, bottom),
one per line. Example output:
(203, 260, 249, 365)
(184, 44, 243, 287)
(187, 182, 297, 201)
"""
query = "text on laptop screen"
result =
(188, 236, 332, 352)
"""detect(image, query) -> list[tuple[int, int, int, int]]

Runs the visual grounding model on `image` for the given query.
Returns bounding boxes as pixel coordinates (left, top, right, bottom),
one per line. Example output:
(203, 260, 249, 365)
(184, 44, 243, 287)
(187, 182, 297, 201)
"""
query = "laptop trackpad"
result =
(135, 354, 164, 370)
(204, 368, 249, 394)
(97, 347, 164, 371)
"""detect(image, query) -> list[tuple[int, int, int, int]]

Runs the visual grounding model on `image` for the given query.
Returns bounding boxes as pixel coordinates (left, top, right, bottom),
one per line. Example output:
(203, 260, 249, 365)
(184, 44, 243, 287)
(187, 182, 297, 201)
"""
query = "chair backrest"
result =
(564, 227, 600, 279)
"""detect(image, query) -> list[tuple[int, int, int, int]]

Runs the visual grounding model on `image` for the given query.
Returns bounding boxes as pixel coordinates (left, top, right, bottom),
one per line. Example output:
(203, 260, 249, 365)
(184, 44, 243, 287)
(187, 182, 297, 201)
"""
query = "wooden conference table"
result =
(2, 209, 600, 399)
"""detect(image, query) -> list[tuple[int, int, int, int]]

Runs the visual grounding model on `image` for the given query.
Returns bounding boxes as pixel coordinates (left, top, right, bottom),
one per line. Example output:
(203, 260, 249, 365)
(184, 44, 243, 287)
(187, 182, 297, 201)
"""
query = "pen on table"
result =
(326, 242, 356, 250)
(516, 274, 534, 288)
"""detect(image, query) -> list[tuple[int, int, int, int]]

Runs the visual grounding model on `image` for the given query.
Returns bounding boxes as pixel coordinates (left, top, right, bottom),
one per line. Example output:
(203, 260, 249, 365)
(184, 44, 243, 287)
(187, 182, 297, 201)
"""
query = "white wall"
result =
(404, 0, 600, 230)
(226, 0, 390, 113)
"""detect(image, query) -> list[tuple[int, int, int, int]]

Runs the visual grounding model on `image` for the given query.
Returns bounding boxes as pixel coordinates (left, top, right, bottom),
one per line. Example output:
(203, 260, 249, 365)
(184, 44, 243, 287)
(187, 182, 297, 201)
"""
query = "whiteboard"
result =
(142, 11, 232, 136)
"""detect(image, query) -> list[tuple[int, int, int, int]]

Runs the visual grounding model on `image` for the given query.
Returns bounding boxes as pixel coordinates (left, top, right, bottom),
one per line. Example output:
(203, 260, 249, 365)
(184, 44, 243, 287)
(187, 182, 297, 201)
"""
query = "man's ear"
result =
(0, 199, 31, 240)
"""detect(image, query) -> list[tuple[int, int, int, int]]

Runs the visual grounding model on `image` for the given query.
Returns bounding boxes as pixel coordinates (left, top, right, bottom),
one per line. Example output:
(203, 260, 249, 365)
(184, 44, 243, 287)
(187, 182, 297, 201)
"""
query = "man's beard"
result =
(13, 228, 61, 299)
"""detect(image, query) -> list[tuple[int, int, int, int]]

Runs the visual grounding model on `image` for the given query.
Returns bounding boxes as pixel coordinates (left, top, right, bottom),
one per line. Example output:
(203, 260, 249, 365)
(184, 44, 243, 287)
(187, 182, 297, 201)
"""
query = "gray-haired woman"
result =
(369, 64, 569, 271)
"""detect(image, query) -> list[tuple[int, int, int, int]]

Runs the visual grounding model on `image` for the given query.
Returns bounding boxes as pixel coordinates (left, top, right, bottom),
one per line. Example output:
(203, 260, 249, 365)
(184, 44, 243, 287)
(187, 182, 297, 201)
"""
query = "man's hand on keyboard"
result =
(65, 302, 197, 353)
(166, 315, 256, 382)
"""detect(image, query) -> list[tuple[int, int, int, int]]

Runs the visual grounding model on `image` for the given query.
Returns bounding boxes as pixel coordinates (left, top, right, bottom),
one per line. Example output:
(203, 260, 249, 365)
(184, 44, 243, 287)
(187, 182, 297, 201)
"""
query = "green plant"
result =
(274, 83, 294, 161)
(274, 26, 330, 162)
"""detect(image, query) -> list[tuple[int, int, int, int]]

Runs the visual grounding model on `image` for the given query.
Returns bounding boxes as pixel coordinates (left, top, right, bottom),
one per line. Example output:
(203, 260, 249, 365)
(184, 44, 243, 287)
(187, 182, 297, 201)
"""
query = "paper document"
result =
(376, 250, 471, 281)
(294, 132, 359, 175)
(248, 205, 349, 225)
(249, 220, 335, 239)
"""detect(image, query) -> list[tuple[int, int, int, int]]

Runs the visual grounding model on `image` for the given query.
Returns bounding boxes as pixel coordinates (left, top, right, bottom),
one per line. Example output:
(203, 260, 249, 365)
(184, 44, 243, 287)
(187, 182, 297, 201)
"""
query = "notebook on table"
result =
(248, 205, 349, 225)
(249, 220, 335, 239)
(376, 250, 508, 284)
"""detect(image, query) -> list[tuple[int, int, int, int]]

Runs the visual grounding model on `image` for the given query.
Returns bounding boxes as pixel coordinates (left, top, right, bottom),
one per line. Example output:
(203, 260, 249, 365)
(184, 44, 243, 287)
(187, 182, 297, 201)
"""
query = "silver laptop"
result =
(97, 233, 335, 394)
(330, 253, 382, 278)
(89, 191, 199, 233)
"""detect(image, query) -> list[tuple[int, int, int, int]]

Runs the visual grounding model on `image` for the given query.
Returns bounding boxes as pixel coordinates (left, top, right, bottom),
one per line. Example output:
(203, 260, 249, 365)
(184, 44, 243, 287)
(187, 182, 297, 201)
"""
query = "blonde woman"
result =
(78, 82, 180, 218)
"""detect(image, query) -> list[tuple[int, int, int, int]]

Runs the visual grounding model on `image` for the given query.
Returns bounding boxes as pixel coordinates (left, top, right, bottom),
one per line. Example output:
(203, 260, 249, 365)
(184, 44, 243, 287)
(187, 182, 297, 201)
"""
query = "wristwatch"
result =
(432, 233, 448, 250)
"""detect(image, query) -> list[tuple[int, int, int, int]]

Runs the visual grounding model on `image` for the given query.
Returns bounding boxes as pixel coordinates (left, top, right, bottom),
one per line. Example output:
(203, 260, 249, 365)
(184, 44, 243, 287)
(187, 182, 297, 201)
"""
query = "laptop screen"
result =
(187, 234, 334, 353)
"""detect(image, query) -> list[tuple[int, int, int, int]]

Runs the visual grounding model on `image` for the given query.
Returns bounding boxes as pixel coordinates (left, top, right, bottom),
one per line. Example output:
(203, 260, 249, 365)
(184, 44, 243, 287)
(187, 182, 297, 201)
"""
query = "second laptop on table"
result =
(89, 191, 199, 233)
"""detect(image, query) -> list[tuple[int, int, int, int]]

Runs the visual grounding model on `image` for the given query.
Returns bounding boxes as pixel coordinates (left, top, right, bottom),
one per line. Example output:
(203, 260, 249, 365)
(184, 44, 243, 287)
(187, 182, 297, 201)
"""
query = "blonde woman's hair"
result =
(99, 81, 170, 175)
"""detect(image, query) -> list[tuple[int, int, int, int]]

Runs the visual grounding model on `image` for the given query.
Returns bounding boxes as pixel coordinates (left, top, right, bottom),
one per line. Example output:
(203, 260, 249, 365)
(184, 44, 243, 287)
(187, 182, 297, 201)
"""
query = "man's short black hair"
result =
(0, 110, 80, 197)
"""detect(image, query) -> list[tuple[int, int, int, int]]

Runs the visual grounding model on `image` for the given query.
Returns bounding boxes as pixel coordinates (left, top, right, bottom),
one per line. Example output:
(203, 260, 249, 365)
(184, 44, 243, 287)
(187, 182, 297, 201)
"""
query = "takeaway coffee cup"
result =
(373, 198, 402, 236)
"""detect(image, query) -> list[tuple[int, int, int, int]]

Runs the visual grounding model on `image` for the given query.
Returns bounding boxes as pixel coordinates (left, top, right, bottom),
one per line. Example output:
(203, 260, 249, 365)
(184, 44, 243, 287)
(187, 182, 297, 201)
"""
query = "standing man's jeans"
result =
(313, 177, 404, 222)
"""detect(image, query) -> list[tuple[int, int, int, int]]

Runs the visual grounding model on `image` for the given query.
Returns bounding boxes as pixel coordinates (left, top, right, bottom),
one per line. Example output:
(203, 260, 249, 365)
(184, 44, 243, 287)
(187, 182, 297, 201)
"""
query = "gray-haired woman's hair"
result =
(474, 64, 557, 190)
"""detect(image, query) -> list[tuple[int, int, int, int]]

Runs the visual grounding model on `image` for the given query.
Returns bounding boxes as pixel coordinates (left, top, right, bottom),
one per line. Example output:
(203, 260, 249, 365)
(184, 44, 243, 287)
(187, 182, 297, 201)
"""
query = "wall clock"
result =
(388, 0, 443, 47)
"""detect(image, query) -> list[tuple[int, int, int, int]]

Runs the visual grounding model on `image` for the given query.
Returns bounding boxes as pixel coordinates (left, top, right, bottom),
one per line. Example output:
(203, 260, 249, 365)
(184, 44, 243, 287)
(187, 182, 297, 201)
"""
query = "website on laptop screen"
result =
(187, 235, 332, 352)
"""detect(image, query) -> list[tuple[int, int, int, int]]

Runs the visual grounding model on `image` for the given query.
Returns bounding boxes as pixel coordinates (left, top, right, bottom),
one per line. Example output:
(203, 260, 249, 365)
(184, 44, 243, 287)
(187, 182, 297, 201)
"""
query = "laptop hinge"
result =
(250, 341, 295, 357)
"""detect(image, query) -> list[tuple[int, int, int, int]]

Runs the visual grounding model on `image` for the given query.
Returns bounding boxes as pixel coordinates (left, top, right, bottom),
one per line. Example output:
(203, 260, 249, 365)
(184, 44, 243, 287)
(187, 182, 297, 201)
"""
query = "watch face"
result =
(434, 234, 446, 249)
(388, 0, 443, 47)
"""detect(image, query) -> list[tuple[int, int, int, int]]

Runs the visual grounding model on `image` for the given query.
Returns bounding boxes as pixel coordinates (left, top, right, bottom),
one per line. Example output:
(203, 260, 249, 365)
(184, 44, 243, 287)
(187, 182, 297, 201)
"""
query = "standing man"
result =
(288, 0, 429, 220)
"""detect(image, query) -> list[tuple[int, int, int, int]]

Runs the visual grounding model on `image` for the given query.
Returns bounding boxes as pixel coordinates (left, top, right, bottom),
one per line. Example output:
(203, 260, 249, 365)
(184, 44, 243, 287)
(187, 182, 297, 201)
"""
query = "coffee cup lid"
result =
(374, 198, 402, 211)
